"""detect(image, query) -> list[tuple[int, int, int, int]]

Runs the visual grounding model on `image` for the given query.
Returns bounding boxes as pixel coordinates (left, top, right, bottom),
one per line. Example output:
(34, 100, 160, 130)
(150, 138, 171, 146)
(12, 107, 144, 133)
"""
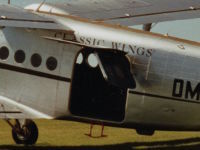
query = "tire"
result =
(12, 120, 39, 145)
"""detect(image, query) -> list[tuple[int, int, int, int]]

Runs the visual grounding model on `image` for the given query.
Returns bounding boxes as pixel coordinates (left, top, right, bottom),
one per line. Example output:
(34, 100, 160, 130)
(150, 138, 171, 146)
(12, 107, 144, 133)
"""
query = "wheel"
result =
(12, 119, 38, 145)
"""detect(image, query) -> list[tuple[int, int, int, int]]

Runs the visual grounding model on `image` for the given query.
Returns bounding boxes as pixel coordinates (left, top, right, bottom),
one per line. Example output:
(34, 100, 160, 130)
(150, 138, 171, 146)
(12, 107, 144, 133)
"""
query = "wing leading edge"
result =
(0, 4, 71, 31)
(32, 0, 200, 26)
(1, 0, 200, 28)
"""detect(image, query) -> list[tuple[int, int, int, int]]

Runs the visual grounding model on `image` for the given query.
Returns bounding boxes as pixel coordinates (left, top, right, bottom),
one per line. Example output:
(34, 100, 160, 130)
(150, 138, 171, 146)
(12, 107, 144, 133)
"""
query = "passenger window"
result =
(0, 46, 9, 60)
(31, 53, 42, 68)
(46, 57, 57, 71)
(76, 53, 83, 64)
(87, 53, 98, 68)
(15, 50, 25, 63)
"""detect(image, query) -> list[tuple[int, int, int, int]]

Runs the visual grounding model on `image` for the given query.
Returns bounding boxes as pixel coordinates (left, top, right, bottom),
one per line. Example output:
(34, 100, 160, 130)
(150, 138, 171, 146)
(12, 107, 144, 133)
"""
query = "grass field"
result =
(0, 120, 200, 149)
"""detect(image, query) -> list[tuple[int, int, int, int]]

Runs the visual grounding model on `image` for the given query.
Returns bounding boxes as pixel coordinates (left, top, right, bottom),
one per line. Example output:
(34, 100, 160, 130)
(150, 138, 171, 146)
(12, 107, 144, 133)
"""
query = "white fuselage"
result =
(58, 16, 200, 130)
(0, 10, 200, 131)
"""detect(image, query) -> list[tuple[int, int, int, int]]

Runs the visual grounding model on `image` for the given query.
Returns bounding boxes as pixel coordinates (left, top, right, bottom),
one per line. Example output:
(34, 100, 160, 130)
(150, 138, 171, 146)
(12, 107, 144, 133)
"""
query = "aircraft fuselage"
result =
(0, 12, 200, 132)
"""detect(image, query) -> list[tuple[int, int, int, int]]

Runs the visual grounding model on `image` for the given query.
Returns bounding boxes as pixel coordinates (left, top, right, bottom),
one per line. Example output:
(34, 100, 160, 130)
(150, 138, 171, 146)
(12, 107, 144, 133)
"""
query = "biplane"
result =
(0, 0, 199, 145)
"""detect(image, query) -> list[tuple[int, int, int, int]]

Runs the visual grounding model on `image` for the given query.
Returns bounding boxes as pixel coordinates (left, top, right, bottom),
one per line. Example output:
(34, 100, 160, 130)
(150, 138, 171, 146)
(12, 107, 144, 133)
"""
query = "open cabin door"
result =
(70, 48, 135, 122)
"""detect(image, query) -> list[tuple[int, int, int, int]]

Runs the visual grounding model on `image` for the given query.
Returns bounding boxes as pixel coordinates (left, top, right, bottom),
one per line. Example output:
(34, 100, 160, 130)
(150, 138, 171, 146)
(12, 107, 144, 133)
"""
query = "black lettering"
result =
(172, 79, 184, 97)
(112, 42, 117, 49)
(146, 49, 153, 57)
(93, 39, 96, 45)
(97, 40, 103, 45)
(137, 47, 145, 56)
(129, 45, 136, 54)
(185, 81, 200, 100)
(96, 40, 100, 45)
(122, 44, 126, 52)
(79, 36, 85, 43)
(112, 42, 122, 50)
(86, 38, 92, 45)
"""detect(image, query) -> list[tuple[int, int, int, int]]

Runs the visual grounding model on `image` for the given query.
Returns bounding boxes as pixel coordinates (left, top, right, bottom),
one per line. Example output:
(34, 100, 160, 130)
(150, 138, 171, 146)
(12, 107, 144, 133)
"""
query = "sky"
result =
(1, 0, 200, 42)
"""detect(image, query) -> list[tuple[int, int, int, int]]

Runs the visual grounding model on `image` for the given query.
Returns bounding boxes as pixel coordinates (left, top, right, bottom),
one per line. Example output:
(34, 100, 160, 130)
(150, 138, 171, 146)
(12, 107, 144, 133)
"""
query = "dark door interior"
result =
(70, 48, 135, 122)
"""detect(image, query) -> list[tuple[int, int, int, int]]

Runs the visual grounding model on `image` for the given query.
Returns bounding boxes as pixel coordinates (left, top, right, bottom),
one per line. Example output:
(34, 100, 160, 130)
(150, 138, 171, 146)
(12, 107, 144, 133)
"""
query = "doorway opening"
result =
(70, 48, 135, 122)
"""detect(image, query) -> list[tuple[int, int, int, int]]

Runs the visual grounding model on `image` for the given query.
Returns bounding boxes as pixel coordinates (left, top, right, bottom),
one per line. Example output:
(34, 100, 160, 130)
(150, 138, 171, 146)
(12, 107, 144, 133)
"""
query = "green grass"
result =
(0, 120, 200, 149)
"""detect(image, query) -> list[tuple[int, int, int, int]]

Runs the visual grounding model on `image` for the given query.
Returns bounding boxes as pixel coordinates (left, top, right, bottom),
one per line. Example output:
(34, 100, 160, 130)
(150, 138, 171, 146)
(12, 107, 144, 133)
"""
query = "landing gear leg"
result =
(6, 119, 38, 145)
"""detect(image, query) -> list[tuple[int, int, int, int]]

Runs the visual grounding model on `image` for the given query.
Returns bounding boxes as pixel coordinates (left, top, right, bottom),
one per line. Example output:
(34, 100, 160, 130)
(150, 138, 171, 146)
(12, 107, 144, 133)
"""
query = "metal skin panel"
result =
(0, 5, 69, 30)
(0, 2, 200, 130)
(37, 0, 200, 18)
(125, 50, 200, 130)
(1, 0, 200, 29)
(108, 10, 200, 26)
(53, 16, 200, 130)
(25, 0, 200, 26)
(0, 27, 80, 119)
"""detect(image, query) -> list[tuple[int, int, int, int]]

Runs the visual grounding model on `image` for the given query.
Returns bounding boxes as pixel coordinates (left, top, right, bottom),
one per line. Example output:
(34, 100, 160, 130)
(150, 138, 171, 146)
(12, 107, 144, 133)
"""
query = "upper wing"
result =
(2, 0, 200, 28)
(0, 4, 71, 31)
(37, 0, 200, 26)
